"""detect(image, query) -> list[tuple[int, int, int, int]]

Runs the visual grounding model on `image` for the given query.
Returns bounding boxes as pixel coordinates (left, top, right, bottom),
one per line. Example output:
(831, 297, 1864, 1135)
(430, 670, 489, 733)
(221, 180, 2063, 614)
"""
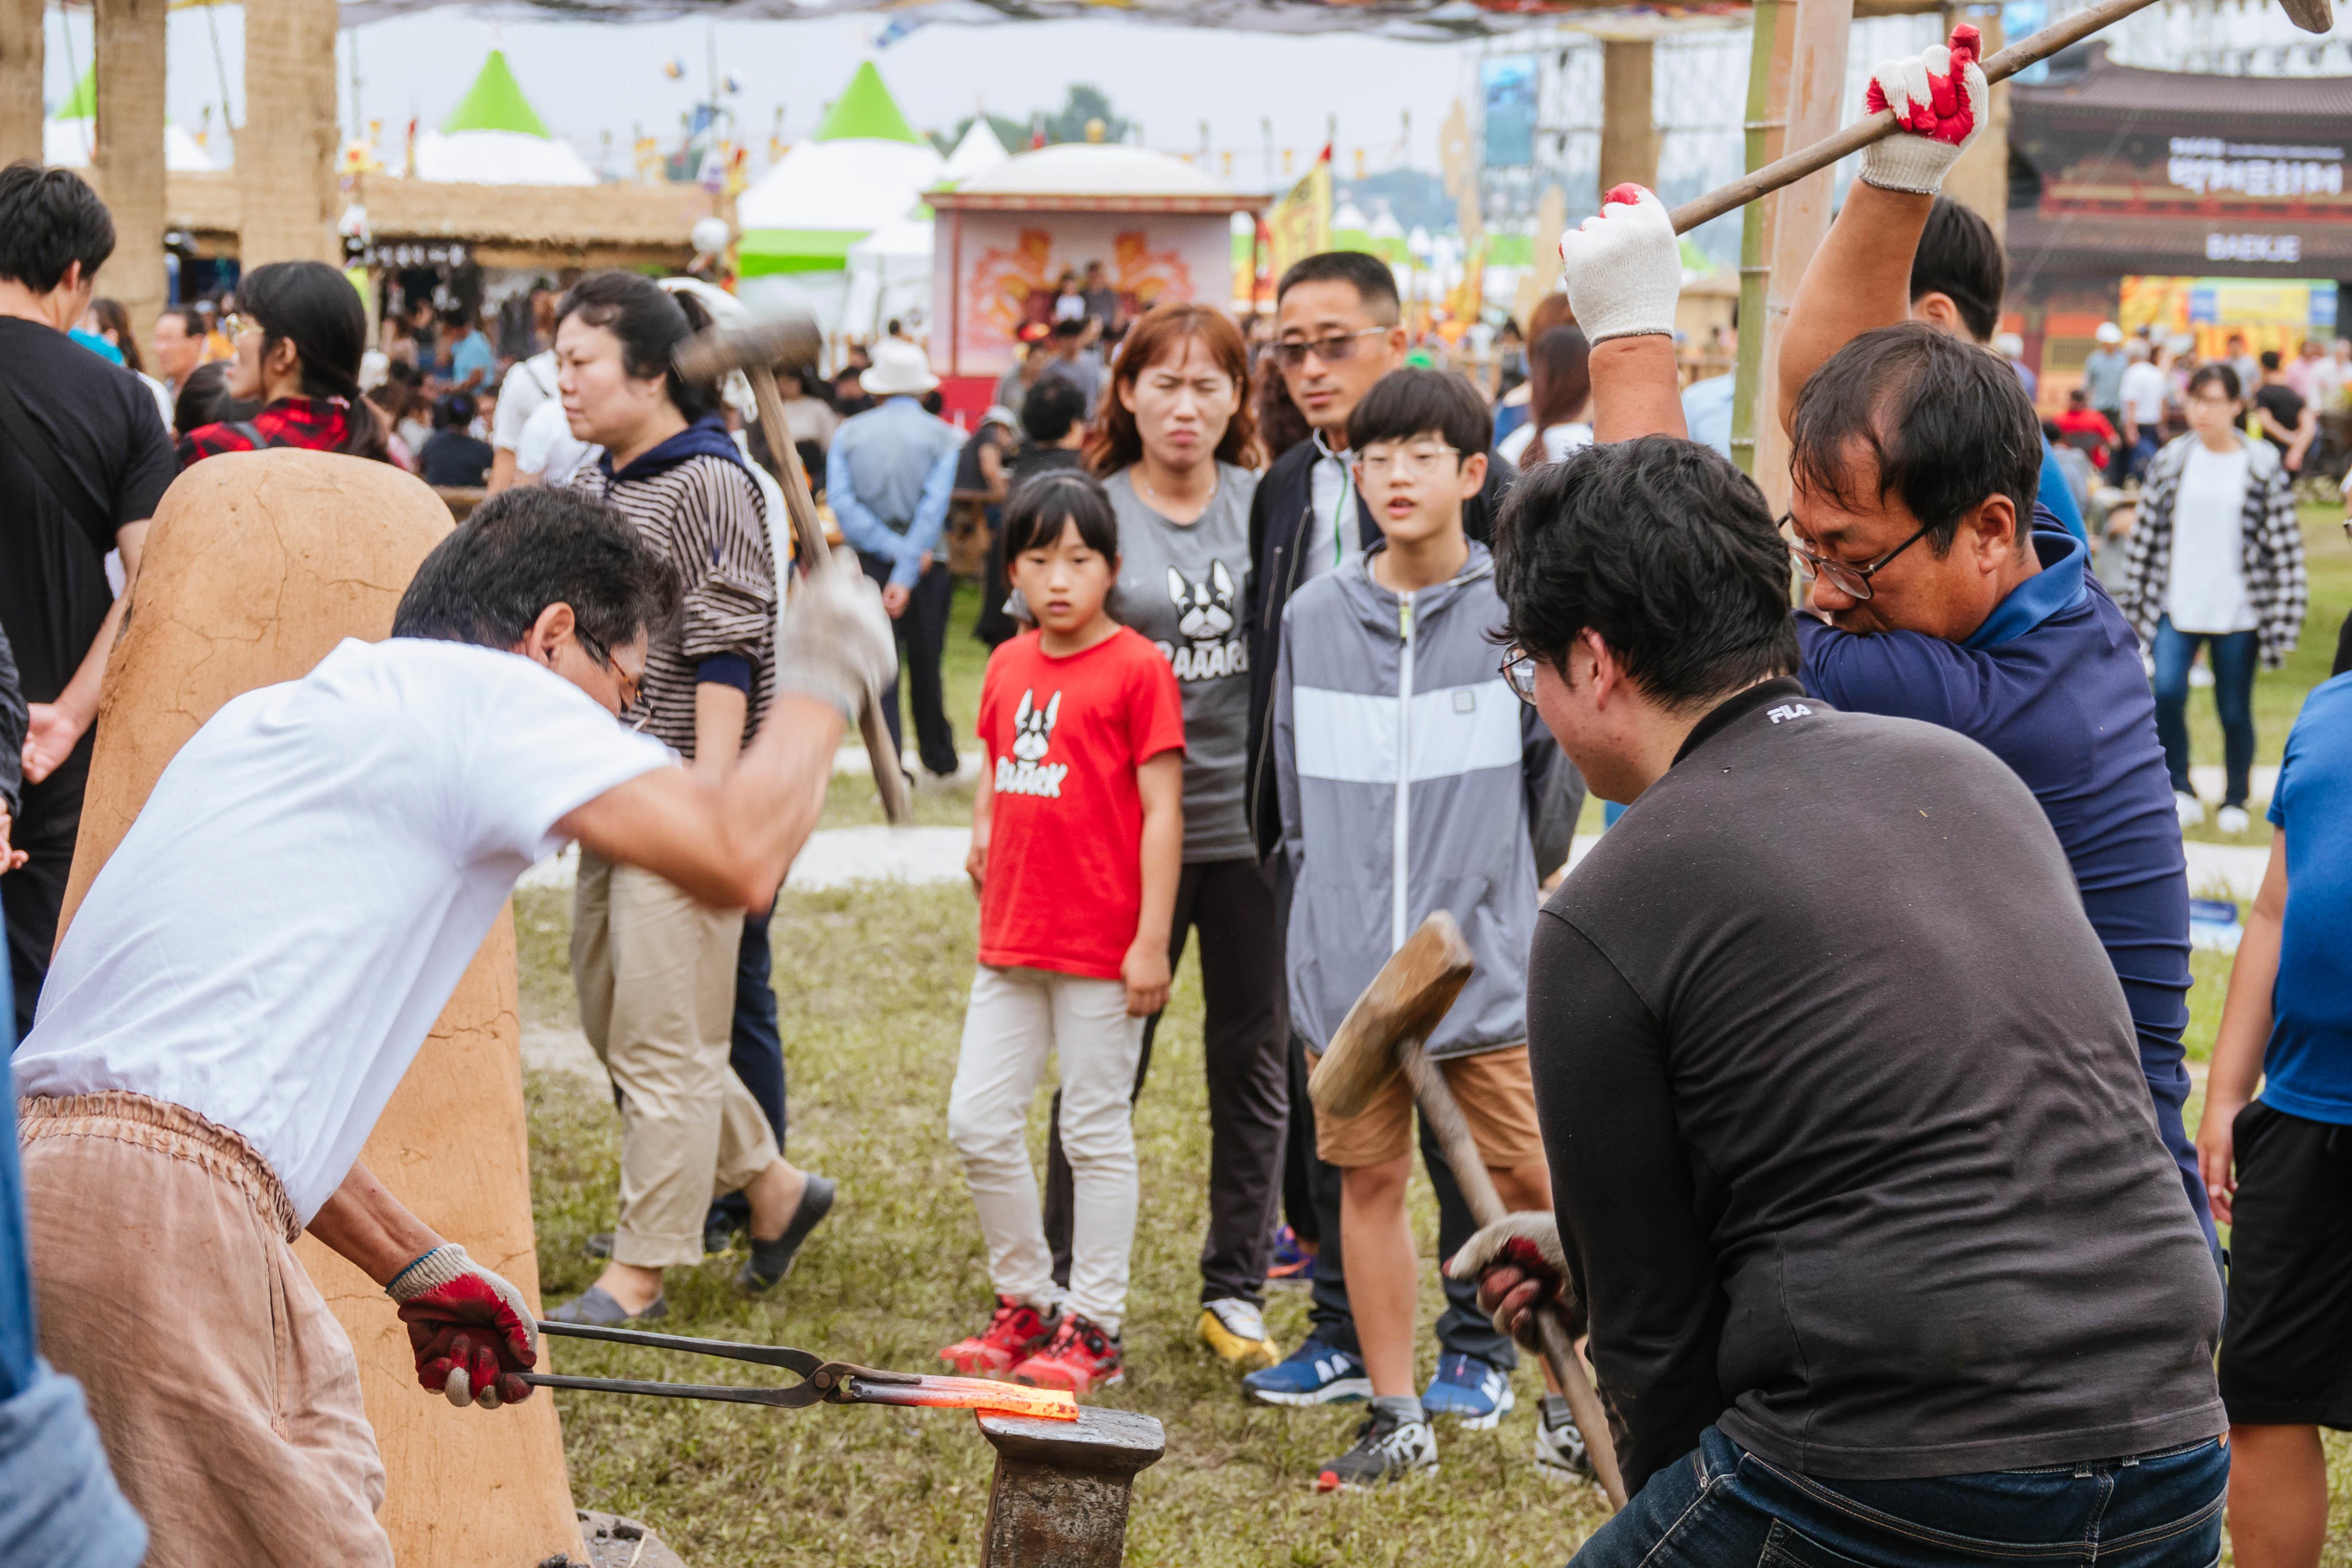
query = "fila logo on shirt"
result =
(1767, 702, 1813, 725)
(1156, 564, 1248, 683)
(998, 689, 1069, 797)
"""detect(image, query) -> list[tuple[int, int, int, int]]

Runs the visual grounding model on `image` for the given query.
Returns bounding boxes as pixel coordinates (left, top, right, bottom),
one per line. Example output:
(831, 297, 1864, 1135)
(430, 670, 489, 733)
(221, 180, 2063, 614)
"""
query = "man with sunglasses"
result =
(1553, 37, 2214, 1256)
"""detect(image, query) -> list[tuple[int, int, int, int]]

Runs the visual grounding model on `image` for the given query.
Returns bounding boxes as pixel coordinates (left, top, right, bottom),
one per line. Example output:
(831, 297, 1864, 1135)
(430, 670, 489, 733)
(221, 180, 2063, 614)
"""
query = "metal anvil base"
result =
(978, 1407, 1167, 1568)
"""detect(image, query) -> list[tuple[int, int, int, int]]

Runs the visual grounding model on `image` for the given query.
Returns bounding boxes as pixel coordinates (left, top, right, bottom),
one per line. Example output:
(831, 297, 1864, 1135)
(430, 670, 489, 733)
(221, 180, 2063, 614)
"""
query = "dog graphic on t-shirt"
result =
(1158, 562, 1247, 682)
(998, 689, 1068, 798)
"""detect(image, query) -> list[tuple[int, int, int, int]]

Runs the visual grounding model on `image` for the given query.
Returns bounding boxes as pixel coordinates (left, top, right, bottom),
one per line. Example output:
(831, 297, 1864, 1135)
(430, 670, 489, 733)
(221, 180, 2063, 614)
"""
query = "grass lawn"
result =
(521, 516, 2352, 1562)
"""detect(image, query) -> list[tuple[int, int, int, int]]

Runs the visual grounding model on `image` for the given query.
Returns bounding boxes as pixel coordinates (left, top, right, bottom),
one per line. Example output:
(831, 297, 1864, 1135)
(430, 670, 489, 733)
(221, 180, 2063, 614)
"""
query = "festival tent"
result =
(843, 212, 936, 340)
(407, 49, 596, 185)
(735, 63, 943, 279)
(937, 117, 1010, 187)
(44, 66, 217, 171)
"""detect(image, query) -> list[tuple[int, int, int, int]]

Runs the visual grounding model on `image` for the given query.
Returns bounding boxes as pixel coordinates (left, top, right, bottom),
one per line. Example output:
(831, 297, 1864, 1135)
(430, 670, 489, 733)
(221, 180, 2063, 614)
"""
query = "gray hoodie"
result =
(1273, 539, 1582, 1059)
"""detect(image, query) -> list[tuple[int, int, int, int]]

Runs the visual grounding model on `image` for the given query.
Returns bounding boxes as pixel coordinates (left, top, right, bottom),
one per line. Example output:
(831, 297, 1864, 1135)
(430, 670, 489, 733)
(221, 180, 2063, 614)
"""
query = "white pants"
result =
(946, 965, 1145, 1335)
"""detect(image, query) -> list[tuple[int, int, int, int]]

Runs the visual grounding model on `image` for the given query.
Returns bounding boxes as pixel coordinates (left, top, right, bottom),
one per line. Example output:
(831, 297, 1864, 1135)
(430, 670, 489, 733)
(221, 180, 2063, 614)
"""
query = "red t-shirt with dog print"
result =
(975, 626, 1185, 979)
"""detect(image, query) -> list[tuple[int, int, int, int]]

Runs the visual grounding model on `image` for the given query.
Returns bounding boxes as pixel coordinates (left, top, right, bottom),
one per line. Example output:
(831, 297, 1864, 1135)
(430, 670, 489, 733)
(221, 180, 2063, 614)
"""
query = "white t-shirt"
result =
(1496, 420, 1594, 469)
(2120, 362, 2169, 425)
(2165, 442, 2257, 634)
(494, 351, 559, 453)
(12, 638, 674, 1222)
(517, 397, 597, 488)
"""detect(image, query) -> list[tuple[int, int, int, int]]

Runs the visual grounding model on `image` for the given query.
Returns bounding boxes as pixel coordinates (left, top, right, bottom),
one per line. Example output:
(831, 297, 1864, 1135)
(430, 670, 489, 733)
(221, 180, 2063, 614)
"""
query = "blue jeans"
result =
(1571, 1427, 2226, 1568)
(2151, 616, 2258, 807)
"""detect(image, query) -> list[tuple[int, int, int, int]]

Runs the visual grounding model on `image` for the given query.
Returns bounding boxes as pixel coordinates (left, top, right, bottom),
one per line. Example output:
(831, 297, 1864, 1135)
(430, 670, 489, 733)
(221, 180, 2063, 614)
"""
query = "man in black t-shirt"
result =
(2252, 349, 2313, 474)
(1455, 438, 2226, 1565)
(0, 165, 176, 1036)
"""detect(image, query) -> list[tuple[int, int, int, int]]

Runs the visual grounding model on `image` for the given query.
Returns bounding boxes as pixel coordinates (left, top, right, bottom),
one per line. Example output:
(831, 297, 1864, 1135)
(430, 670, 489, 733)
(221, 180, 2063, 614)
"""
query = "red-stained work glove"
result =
(1443, 1211, 1584, 1351)
(387, 1243, 539, 1410)
(1859, 24, 1988, 196)
(1556, 183, 1681, 344)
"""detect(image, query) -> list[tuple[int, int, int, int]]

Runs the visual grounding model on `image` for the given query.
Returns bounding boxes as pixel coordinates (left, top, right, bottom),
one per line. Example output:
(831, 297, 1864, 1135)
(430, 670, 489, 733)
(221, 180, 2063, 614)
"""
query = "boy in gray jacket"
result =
(1274, 369, 1582, 1489)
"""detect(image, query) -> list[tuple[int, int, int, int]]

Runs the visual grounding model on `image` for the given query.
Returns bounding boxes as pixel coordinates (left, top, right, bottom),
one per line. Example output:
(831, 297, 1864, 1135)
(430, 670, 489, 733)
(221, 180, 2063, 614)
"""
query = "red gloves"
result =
(386, 1243, 539, 1410)
(1859, 24, 1989, 195)
(1443, 1211, 1583, 1350)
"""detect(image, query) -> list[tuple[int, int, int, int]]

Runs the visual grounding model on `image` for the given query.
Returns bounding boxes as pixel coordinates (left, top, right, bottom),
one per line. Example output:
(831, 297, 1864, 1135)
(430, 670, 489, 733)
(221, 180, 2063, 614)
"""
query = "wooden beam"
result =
(1598, 41, 1659, 196)
(237, 0, 341, 267)
(1728, 0, 1793, 478)
(94, 0, 169, 342)
(0, 0, 41, 168)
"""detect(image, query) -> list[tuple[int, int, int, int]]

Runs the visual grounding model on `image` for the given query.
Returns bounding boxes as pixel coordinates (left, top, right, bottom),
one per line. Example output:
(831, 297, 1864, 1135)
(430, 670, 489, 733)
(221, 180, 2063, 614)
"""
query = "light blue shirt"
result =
(449, 330, 497, 389)
(1681, 373, 1735, 461)
(827, 396, 962, 589)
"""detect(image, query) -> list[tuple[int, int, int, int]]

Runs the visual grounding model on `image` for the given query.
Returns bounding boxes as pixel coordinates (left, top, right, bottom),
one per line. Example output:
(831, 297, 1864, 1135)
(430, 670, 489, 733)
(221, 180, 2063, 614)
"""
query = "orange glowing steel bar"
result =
(851, 1374, 1079, 1421)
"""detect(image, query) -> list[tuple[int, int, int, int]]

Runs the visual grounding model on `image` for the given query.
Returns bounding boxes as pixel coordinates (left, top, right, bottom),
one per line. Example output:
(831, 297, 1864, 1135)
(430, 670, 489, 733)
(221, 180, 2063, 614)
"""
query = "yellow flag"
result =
(1266, 145, 1333, 285)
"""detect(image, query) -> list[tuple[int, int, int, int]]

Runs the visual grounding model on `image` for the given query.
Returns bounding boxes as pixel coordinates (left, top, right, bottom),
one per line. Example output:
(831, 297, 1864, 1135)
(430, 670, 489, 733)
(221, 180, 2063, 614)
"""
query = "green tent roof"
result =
(55, 65, 95, 120)
(441, 50, 552, 139)
(814, 61, 921, 145)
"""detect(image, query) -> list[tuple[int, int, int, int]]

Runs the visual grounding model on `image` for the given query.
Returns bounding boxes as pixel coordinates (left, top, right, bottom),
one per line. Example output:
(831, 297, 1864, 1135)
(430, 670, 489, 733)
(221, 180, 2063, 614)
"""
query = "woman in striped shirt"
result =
(547, 272, 833, 1326)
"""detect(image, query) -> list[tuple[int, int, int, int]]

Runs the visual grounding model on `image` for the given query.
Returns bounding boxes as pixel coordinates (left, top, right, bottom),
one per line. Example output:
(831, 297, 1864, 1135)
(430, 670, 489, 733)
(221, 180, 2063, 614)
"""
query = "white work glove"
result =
(1556, 184, 1681, 344)
(1444, 1210, 1584, 1350)
(777, 557, 897, 723)
(389, 1243, 539, 1410)
(1859, 24, 1989, 196)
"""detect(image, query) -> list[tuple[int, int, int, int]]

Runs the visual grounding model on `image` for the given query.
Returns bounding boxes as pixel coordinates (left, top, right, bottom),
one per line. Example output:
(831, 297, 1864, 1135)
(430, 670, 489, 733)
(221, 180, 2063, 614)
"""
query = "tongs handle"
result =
(516, 1372, 812, 1407)
(536, 1318, 819, 1374)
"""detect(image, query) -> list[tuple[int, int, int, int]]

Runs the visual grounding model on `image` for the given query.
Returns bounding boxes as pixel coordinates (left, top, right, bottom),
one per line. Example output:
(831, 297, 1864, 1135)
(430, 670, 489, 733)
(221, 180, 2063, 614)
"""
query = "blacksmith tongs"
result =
(526, 1320, 1079, 1421)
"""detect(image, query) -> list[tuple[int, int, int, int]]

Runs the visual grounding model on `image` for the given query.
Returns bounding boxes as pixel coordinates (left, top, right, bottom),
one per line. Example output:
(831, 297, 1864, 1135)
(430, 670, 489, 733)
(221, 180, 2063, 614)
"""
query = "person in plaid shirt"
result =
(177, 261, 392, 472)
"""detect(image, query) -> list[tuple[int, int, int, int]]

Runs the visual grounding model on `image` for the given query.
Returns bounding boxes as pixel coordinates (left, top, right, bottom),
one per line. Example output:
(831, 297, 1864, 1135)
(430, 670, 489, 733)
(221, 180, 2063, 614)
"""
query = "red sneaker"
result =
(940, 1295, 1058, 1377)
(1008, 1314, 1124, 1393)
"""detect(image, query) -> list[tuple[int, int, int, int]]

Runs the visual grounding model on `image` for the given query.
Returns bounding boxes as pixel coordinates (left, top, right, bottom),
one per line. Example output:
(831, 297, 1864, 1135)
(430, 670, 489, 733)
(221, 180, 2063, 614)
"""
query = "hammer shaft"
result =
(1400, 1048, 1629, 1509)
(742, 363, 913, 826)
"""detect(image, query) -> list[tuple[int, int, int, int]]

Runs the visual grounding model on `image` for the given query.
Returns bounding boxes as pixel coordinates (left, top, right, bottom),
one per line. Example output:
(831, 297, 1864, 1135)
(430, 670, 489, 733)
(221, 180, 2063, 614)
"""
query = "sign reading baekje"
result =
(2167, 137, 2345, 199)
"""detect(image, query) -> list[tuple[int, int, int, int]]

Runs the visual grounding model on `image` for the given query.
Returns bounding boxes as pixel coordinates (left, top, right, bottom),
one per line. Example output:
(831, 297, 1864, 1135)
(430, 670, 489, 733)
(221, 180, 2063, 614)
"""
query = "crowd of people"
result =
(0, 25, 2349, 1561)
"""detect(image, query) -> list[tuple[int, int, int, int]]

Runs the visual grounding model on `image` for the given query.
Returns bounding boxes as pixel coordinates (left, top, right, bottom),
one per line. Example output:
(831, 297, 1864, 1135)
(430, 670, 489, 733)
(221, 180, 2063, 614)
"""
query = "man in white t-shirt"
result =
(515, 393, 597, 490)
(487, 349, 559, 493)
(10, 487, 895, 1563)
(2118, 339, 2170, 481)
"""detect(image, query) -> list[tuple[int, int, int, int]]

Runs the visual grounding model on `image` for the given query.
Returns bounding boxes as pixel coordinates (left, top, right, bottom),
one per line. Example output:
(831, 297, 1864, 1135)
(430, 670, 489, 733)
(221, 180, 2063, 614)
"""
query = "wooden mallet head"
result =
(671, 309, 826, 385)
(1308, 913, 1477, 1120)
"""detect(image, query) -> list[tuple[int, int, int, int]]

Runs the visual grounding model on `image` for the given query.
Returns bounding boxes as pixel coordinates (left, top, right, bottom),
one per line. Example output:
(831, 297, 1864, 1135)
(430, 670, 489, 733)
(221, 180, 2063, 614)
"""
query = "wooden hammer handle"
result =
(1400, 1049, 1629, 1510)
(743, 364, 913, 826)
(1666, 0, 2169, 236)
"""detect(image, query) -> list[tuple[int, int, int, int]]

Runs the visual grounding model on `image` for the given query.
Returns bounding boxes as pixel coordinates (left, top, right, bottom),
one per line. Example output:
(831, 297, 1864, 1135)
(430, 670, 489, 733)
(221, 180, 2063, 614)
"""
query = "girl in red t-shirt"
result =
(938, 472, 1184, 1394)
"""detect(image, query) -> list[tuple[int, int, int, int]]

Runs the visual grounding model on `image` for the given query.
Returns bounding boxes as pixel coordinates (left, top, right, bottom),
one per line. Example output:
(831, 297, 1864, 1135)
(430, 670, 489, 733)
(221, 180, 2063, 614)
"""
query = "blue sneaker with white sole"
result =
(1422, 1353, 1514, 1429)
(1242, 1335, 1371, 1406)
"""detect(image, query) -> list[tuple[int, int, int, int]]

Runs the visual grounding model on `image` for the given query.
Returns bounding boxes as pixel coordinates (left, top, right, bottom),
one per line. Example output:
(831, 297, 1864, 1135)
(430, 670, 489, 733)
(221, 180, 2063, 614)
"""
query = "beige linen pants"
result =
(18, 1091, 392, 1568)
(572, 848, 779, 1268)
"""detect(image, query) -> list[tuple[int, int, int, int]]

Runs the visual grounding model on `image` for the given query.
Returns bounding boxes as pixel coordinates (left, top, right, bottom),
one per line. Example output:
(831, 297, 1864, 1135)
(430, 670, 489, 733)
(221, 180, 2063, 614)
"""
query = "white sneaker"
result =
(2217, 805, 2252, 835)
(1314, 1405, 1439, 1491)
(2175, 791, 2205, 828)
(1534, 1393, 1596, 1484)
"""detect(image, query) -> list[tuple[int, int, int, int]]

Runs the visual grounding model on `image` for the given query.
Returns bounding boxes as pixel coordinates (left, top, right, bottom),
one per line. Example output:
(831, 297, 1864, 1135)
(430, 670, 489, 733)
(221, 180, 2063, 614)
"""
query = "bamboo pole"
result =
(0, 0, 40, 168)
(94, 0, 169, 342)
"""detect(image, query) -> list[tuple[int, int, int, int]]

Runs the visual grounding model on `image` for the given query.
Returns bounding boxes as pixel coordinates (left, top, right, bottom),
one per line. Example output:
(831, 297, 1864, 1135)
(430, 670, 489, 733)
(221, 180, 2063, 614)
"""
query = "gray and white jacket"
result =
(1274, 540, 1582, 1059)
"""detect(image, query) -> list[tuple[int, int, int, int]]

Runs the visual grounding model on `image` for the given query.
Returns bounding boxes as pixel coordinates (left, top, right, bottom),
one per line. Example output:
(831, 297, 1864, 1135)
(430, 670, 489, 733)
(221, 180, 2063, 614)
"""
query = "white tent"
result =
(737, 139, 945, 249)
(408, 128, 597, 185)
(937, 118, 1010, 186)
(45, 118, 217, 172)
(843, 212, 934, 340)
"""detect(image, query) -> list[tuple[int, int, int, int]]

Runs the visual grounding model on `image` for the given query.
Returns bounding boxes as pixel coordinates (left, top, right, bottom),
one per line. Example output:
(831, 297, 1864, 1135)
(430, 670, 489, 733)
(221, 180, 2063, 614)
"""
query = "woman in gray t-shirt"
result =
(1035, 304, 1290, 1370)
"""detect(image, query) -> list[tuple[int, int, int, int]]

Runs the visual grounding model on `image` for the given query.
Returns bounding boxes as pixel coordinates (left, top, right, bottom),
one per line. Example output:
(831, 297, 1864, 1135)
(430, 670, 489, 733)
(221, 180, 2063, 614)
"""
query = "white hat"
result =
(1993, 331, 2024, 358)
(2094, 321, 2122, 345)
(862, 337, 939, 397)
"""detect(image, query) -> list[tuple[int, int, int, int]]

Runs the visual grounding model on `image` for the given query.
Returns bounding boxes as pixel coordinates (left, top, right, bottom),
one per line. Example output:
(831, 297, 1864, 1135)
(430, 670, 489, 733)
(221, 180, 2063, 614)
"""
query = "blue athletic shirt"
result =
(2037, 437, 2089, 543)
(2260, 673, 2352, 1125)
(1796, 522, 2212, 1246)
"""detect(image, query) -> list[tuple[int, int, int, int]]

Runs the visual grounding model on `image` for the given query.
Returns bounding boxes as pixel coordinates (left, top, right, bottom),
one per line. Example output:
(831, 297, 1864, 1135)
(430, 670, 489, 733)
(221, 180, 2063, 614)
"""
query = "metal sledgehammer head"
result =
(671, 310, 826, 384)
(1308, 912, 1476, 1120)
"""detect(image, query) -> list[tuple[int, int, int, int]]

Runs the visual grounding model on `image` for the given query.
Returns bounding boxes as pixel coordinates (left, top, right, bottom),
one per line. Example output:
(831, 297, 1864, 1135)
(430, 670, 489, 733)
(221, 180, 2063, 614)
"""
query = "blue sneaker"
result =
(1266, 1224, 1315, 1288)
(1422, 1353, 1515, 1430)
(1242, 1336, 1371, 1406)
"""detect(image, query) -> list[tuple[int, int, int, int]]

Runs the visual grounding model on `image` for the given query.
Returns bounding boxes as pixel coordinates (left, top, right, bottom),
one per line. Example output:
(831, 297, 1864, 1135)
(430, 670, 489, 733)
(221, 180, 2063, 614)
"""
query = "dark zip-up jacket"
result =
(1243, 435, 1516, 858)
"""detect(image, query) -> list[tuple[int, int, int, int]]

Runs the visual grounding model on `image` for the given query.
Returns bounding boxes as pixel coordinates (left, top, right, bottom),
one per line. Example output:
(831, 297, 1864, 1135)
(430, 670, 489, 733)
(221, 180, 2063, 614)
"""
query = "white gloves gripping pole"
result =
(777, 559, 899, 725)
(1556, 184, 1681, 344)
(1859, 24, 1989, 196)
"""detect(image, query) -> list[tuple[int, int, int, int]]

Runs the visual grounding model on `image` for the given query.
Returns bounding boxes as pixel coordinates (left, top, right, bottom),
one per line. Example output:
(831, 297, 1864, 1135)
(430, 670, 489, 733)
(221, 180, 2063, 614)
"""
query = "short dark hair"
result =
(1001, 470, 1119, 561)
(0, 162, 114, 294)
(2189, 363, 2241, 401)
(2259, 349, 2282, 372)
(1050, 318, 1086, 341)
(156, 304, 201, 337)
(1494, 437, 1797, 710)
(1020, 375, 1088, 444)
(1346, 367, 1491, 458)
(1908, 197, 2003, 344)
(392, 486, 681, 656)
(1790, 323, 2041, 556)
(2066, 387, 2086, 405)
(172, 361, 257, 436)
(1275, 251, 1401, 324)
(433, 392, 477, 431)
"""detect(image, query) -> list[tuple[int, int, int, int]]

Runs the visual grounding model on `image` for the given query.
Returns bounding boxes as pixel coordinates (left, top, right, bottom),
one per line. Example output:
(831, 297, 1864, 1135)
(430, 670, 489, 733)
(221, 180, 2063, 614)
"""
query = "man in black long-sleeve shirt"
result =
(1464, 438, 2226, 1565)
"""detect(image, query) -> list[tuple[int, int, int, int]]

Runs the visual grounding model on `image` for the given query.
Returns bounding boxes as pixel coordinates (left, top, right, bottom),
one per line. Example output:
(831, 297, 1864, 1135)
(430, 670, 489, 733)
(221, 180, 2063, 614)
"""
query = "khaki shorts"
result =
(1311, 1043, 1546, 1169)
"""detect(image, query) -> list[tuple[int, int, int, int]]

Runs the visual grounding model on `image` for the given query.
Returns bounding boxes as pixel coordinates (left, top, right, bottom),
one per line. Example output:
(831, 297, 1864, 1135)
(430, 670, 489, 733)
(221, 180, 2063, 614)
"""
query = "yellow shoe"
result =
(1198, 1299, 1281, 1370)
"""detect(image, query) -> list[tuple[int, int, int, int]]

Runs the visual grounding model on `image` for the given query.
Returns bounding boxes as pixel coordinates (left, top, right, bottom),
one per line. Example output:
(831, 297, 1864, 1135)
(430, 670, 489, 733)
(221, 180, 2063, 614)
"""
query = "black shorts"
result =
(2217, 1100, 2352, 1428)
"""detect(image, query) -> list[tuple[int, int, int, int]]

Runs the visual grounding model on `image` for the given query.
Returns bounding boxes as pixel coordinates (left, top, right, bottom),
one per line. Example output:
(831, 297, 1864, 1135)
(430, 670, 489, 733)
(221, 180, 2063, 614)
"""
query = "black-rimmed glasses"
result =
(1781, 514, 1934, 602)
(1270, 328, 1386, 369)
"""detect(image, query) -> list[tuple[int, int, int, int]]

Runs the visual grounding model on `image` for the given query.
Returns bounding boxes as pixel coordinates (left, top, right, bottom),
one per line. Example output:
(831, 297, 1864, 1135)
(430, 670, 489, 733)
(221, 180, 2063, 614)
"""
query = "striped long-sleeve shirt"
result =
(573, 428, 776, 759)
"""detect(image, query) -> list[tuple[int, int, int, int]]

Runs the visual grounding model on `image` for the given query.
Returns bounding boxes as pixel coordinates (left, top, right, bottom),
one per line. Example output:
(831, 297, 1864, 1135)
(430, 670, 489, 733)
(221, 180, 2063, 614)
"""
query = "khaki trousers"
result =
(18, 1092, 391, 1568)
(572, 849, 778, 1268)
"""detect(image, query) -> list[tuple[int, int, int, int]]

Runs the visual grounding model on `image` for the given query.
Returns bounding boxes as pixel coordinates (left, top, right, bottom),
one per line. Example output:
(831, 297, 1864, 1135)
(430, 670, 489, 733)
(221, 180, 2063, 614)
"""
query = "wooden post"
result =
(238, 0, 342, 267)
(0, 0, 42, 169)
(93, 0, 169, 341)
(1749, 0, 1853, 512)
(1728, 0, 1793, 478)
(1598, 40, 1660, 196)
(1942, 6, 2009, 243)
